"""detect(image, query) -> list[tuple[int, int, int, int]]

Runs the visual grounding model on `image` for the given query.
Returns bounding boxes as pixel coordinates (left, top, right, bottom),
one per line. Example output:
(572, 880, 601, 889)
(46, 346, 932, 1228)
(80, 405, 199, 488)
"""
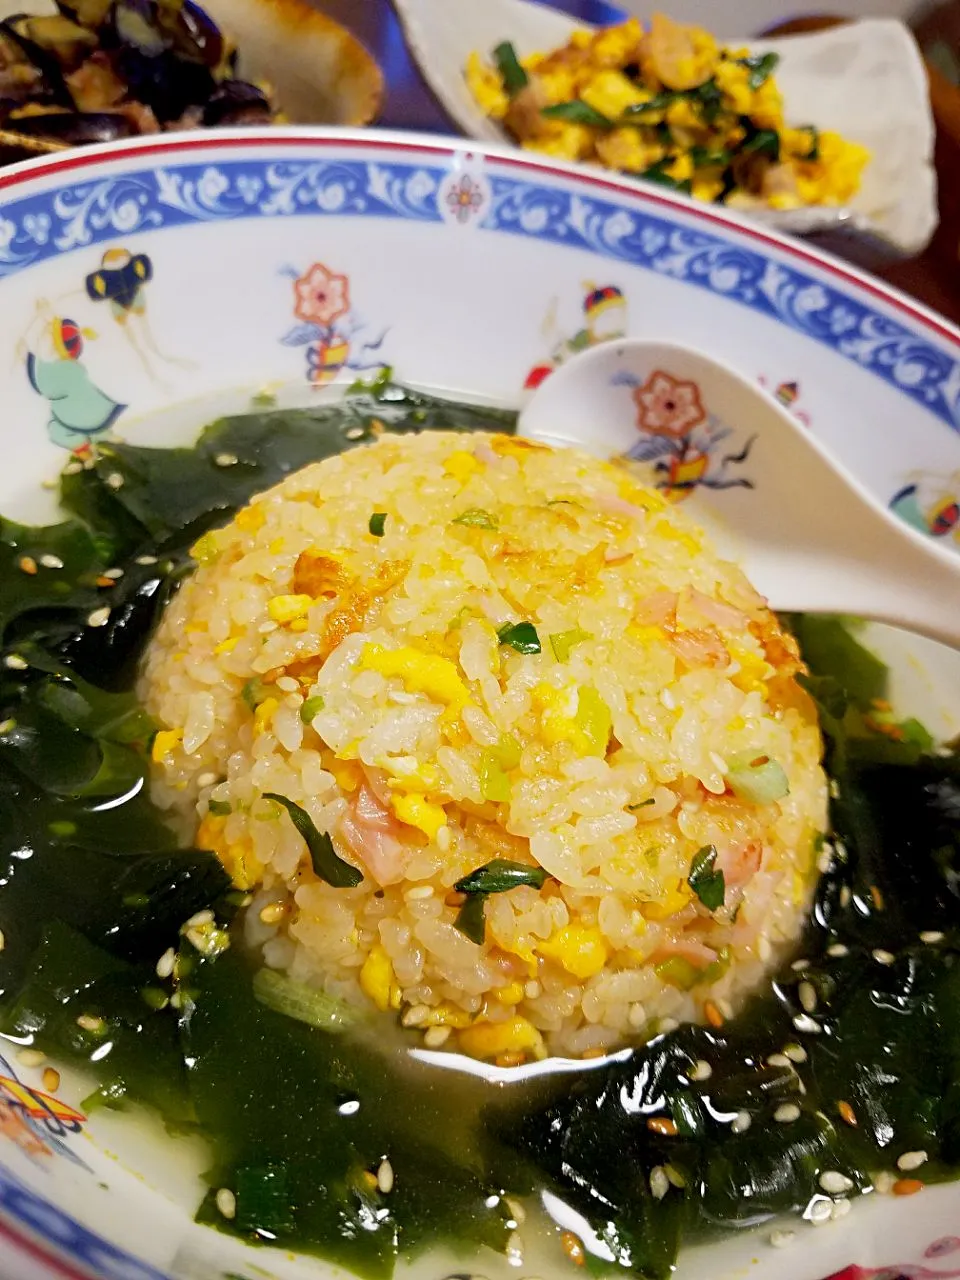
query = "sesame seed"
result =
(663, 1163, 686, 1188)
(345, 426, 366, 441)
(42, 1067, 60, 1093)
(840, 885, 852, 908)
(423, 1026, 451, 1048)
(896, 1150, 928, 1172)
(809, 1198, 833, 1225)
(769, 1229, 796, 1248)
(819, 1171, 854, 1195)
(658, 1016, 680, 1034)
(214, 453, 238, 468)
(766, 1053, 791, 1068)
(688, 1059, 712, 1082)
(63, 461, 83, 476)
(169, 991, 182, 1010)
(873, 949, 895, 966)
(784, 1043, 807, 1064)
(829, 779, 840, 799)
(504, 1196, 526, 1225)
(757, 935, 772, 963)
(76, 1014, 104, 1033)
(0, 720, 13, 736)
(156, 947, 176, 979)
(793, 1013, 821, 1035)
(3, 654, 27, 670)
(402, 1003, 431, 1028)
(196, 772, 217, 788)
(0, 929, 5, 953)
(258, 901, 286, 926)
(86, 607, 111, 628)
(716, 997, 734, 1019)
(215, 1188, 236, 1219)
(774, 1103, 801, 1124)
(791, 958, 810, 972)
(646, 1117, 678, 1137)
(17, 1049, 45, 1069)
(377, 1159, 394, 1194)
(921, 930, 945, 944)
(135, 555, 158, 566)
(185, 909, 214, 929)
(798, 981, 818, 1014)
(649, 1166, 670, 1200)
(525, 981, 542, 1000)
(404, 885, 435, 902)
(838, 1100, 857, 1127)
(18, 556, 37, 575)
(39, 554, 63, 570)
(817, 850, 833, 874)
(827, 943, 849, 958)
(831, 1198, 852, 1220)
(102, 567, 124, 581)
(105, 472, 124, 490)
(871, 885, 885, 910)
(731, 1110, 752, 1133)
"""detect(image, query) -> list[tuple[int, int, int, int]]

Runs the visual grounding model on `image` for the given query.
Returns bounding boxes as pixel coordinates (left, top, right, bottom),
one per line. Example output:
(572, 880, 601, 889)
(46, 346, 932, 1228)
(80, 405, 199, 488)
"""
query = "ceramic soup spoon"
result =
(519, 340, 960, 651)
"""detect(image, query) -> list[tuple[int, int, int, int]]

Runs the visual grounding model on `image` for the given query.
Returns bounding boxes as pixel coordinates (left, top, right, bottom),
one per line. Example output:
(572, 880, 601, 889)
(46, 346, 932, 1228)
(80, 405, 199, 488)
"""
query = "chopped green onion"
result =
(796, 124, 820, 160)
(575, 686, 612, 756)
(140, 986, 169, 1010)
(541, 100, 613, 128)
(478, 752, 511, 803)
(655, 956, 701, 991)
(452, 508, 498, 529)
(687, 844, 725, 912)
(263, 793, 362, 888)
(628, 798, 656, 811)
(550, 628, 591, 662)
(737, 50, 779, 90)
(689, 145, 733, 168)
(208, 798, 232, 816)
(725, 755, 790, 805)
(742, 127, 780, 160)
(621, 89, 685, 117)
(492, 732, 522, 770)
(253, 968, 359, 1033)
(369, 512, 387, 537)
(493, 40, 528, 96)
(639, 159, 693, 194)
(300, 694, 325, 724)
(241, 677, 271, 711)
(455, 893, 488, 946)
(48, 820, 77, 838)
(497, 621, 541, 654)
(456, 858, 548, 895)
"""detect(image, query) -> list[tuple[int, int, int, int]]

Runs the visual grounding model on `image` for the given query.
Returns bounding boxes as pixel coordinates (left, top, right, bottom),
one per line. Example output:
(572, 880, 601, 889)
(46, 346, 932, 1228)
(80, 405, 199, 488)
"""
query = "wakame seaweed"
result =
(2, 382, 960, 1278)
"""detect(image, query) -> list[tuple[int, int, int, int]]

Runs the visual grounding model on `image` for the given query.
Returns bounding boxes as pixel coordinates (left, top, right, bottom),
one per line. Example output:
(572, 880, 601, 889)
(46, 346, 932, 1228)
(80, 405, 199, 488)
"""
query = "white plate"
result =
(393, 0, 938, 260)
(0, 126, 958, 1280)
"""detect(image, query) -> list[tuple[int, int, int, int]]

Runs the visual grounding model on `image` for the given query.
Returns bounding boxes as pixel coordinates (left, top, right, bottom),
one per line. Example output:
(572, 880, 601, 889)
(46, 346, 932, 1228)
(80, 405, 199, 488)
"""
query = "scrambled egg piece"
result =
(467, 12, 869, 212)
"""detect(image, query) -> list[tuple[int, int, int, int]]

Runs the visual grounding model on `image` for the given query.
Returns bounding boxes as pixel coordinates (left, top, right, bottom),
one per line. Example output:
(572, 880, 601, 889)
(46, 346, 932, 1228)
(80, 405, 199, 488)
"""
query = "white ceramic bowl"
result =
(1, 126, 960, 1280)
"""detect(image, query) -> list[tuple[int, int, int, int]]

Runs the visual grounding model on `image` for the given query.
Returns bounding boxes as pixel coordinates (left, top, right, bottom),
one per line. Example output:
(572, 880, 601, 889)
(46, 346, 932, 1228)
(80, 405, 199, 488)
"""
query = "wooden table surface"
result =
(319, 0, 960, 329)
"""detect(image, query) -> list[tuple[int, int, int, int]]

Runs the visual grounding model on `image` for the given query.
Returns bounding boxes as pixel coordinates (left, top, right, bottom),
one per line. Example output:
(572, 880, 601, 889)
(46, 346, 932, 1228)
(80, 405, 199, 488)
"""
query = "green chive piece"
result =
(300, 695, 325, 724)
(493, 41, 528, 96)
(263, 793, 362, 888)
(687, 844, 726, 912)
(452, 508, 498, 529)
(549, 628, 591, 662)
(541, 100, 613, 128)
(455, 858, 547, 896)
(455, 893, 488, 945)
(497, 621, 541, 654)
(369, 512, 387, 537)
(208, 798, 232, 816)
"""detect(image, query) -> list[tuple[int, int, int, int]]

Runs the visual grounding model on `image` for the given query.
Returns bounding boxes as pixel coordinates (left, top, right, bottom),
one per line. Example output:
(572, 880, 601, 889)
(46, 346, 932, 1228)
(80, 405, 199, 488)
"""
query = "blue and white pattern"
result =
(0, 1162, 172, 1280)
(0, 154, 957, 432)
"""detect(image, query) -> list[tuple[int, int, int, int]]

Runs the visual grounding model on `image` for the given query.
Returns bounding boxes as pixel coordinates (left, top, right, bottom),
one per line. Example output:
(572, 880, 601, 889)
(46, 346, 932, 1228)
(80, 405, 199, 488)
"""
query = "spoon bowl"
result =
(519, 340, 960, 651)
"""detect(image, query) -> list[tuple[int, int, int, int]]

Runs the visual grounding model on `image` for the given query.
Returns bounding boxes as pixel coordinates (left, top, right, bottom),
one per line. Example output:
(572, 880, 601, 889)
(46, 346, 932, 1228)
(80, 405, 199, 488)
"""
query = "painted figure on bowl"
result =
(280, 261, 388, 387)
(524, 282, 628, 390)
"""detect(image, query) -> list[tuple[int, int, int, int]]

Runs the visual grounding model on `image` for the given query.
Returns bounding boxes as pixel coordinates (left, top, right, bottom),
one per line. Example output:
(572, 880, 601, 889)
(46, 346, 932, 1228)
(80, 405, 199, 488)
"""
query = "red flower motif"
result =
(293, 263, 350, 327)
(633, 370, 706, 439)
